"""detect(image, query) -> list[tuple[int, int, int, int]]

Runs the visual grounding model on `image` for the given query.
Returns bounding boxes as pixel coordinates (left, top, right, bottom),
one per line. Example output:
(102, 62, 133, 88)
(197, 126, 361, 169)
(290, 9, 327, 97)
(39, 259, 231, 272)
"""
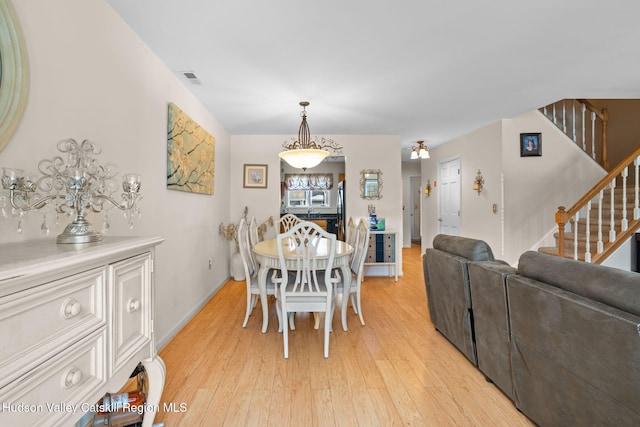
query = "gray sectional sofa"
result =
(423, 234, 499, 366)
(423, 234, 640, 426)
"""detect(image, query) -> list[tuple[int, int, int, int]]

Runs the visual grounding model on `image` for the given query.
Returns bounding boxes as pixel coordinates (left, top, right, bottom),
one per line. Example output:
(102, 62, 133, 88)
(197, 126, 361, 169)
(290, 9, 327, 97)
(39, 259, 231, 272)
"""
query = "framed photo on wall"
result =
(520, 133, 542, 157)
(243, 164, 268, 188)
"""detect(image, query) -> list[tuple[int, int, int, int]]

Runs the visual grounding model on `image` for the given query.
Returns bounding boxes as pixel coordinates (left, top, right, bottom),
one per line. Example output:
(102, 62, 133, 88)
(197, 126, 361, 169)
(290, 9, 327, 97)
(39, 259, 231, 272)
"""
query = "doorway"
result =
(409, 176, 421, 244)
(438, 157, 461, 235)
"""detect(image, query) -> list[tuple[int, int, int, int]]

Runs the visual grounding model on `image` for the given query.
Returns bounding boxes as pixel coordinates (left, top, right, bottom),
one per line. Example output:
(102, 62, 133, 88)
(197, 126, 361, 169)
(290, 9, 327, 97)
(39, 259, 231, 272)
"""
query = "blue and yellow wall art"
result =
(167, 102, 215, 194)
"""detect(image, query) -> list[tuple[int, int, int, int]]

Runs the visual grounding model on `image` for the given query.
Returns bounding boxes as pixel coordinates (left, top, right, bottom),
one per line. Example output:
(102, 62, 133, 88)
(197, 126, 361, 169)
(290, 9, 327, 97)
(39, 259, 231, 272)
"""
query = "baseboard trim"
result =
(155, 276, 229, 350)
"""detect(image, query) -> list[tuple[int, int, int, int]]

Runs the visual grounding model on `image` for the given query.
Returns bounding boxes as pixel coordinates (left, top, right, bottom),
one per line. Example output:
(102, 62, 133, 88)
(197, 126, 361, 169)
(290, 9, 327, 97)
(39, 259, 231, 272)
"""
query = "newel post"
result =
(555, 206, 567, 257)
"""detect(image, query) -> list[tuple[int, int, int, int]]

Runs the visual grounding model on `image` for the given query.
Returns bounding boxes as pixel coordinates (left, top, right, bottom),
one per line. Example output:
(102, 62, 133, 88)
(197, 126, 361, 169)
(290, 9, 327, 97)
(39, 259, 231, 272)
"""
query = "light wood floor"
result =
(154, 245, 534, 426)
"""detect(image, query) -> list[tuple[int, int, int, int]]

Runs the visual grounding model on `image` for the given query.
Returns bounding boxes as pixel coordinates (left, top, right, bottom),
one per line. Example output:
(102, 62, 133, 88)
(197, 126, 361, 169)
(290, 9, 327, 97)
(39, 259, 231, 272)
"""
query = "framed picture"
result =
(243, 164, 268, 188)
(520, 133, 542, 157)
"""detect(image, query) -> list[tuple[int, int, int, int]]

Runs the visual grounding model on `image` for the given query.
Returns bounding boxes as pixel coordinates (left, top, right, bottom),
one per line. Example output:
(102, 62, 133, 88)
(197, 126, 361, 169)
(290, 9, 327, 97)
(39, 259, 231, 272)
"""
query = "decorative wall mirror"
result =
(0, 0, 30, 153)
(360, 169, 382, 200)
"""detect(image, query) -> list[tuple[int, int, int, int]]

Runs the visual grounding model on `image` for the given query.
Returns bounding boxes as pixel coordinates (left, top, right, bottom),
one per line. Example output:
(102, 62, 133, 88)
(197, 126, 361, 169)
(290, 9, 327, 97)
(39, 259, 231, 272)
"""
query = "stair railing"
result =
(540, 99, 610, 170)
(555, 146, 640, 262)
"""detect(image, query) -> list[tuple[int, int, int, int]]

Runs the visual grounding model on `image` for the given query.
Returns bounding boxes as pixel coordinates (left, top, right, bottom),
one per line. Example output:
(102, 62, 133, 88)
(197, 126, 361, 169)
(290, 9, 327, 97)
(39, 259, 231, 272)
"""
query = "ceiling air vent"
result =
(181, 71, 201, 85)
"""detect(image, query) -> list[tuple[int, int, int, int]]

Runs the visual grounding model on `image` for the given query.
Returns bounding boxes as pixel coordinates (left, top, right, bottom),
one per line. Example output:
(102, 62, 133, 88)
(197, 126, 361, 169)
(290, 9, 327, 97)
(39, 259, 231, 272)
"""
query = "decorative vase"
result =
(230, 251, 245, 281)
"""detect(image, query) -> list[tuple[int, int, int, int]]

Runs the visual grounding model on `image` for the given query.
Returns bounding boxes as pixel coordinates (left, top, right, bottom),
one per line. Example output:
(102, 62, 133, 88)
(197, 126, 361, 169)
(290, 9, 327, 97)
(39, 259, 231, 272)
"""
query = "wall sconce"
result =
(424, 179, 432, 197)
(473, 169, 484, 195)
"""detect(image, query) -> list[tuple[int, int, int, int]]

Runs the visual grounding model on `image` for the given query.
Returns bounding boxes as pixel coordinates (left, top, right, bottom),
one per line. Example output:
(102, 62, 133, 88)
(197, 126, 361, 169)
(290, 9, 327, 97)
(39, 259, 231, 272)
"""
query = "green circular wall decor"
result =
(0, 0, 29, 153)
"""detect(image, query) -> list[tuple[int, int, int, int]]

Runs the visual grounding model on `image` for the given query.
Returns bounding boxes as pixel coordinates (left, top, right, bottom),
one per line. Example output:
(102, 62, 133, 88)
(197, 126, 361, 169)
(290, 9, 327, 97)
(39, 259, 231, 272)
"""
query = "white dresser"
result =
(0, 236, 165, 427)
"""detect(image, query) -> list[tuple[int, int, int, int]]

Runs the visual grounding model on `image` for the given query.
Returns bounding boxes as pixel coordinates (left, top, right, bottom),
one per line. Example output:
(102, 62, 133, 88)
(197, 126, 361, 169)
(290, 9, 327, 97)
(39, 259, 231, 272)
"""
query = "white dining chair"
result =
(346, 216, 356, 248)
(249, 216, 260, 248)
(333, 217, 370, 329)
(237, 217, 278, 330)
(277, 213, 301, 233)
(276, 213, 304, 331)
(274, 221, 339, 359)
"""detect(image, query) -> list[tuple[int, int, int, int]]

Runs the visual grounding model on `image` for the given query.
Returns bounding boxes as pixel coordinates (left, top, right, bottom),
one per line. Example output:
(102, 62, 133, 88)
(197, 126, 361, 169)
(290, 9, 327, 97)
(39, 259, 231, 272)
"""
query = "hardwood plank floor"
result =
(154, 245, 533, 426)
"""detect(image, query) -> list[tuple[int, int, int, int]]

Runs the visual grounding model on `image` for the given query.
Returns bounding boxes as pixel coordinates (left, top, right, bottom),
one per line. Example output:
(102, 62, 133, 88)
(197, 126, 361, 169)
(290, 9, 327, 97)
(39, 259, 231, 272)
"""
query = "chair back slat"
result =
(352, 218, 371, 278)
(277, 213, 302, 233)
(237, 218, 256, 277)
(346, 217, 356, 248)
(249, 216, 260, 248)
(277, 221, 336, 292)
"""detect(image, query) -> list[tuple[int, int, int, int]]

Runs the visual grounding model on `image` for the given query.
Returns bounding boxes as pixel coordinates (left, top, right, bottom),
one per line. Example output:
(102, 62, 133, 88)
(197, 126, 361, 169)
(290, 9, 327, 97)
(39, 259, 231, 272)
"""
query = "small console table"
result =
(0, 236, 165, 427)
(364, 230, 399, 281)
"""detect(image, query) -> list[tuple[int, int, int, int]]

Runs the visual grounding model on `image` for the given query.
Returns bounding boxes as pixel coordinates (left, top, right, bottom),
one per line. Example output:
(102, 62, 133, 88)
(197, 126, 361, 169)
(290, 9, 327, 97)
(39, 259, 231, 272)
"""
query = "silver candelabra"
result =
(1, 138, 142, 244)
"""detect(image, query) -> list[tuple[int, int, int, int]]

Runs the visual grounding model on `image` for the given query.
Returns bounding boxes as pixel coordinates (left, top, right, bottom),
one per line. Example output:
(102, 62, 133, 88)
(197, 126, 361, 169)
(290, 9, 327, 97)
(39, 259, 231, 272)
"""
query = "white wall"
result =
(421, 120, 504, 258)
(230, 134, 404, 274)
(1, 0, 232, 346)
(601, 239, 634, 271)
(501, 111, 605, 265)
(421, 110, 606, 266)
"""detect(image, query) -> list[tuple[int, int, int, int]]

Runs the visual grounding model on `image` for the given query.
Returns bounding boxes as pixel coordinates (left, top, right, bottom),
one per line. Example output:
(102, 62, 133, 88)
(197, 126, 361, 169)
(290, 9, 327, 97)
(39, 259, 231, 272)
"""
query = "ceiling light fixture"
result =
(279, 101, 342, 170)
(410, 140, 430, 159)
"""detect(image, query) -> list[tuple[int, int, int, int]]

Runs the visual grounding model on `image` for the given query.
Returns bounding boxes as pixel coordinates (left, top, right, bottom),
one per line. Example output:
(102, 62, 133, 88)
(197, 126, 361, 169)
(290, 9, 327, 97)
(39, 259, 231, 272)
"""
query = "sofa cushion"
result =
(517, 251, 640, 317)
(468, 261, 516, 400)
(433, 234, 495, 262)
(424, 248, 477, 365)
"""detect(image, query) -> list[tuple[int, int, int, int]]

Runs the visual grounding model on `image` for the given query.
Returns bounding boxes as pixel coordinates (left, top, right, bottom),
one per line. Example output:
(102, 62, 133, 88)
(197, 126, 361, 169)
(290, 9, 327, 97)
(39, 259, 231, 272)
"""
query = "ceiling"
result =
(106, 1, 640, 161)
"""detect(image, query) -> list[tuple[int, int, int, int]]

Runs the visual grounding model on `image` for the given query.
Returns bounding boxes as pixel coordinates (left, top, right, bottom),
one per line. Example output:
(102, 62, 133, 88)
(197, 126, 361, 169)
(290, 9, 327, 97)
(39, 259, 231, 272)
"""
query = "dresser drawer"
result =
(0, 268, 106, 386)
(109, 253, 152, 374)
(0, 328, 107, 427)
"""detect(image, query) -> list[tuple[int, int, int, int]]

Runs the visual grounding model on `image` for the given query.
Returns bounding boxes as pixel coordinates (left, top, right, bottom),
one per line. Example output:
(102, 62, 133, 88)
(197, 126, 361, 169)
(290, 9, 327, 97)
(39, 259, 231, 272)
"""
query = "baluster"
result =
(635, 156, 640, 220)
(552, 103, 558, 126)
(562, 100, 567, 133)
(574, 211, 580, 260)
(572, 100, 577, 142)
(591, 111, 596, 160)
(585, 201, 591, 263)
(621, 167, 628, 231)
(609, 178, 616, 243)
(581, 103, 587, 151)
(597, 190, 603, 254)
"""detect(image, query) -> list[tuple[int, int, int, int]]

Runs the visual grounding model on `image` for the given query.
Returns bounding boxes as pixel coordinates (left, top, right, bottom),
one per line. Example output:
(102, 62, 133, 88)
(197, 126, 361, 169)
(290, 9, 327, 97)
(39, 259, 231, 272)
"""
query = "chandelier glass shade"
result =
(410, 140, 430, 159)
(279, 102, 341, 170)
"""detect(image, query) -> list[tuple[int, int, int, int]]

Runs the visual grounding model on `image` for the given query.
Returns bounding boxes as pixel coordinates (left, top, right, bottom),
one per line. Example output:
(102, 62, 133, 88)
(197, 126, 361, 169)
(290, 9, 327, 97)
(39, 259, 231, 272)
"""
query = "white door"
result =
(410, 176, 421, 242)
(438, 157, 461, 235)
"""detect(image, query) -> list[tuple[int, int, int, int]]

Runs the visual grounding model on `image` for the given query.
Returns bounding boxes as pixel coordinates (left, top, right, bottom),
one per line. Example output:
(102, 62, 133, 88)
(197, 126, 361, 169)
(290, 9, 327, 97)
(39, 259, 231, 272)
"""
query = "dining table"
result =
(253, 237, 354, 333)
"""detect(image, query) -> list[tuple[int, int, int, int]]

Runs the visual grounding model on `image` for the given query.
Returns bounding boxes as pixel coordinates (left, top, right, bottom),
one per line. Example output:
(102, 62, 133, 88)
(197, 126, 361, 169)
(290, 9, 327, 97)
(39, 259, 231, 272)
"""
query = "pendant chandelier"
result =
(411, 140, 430, 159)
(279, 101, 342, 170)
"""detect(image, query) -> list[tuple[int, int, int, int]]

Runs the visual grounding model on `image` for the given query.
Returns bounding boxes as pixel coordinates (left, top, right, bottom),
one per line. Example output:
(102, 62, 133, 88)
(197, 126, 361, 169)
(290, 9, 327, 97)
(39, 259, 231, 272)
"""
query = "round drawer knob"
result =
(127, 297, 141, 313)
(61, 367, 83, 389)
(60, 298, 82, 319)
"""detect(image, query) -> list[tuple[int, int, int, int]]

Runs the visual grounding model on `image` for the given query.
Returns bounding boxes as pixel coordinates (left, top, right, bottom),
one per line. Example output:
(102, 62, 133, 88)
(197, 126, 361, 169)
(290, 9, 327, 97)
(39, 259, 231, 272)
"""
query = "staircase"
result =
(540, 98, 610, 170)
(538, 99, 640, 263)
(538, 146, 640, 263)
